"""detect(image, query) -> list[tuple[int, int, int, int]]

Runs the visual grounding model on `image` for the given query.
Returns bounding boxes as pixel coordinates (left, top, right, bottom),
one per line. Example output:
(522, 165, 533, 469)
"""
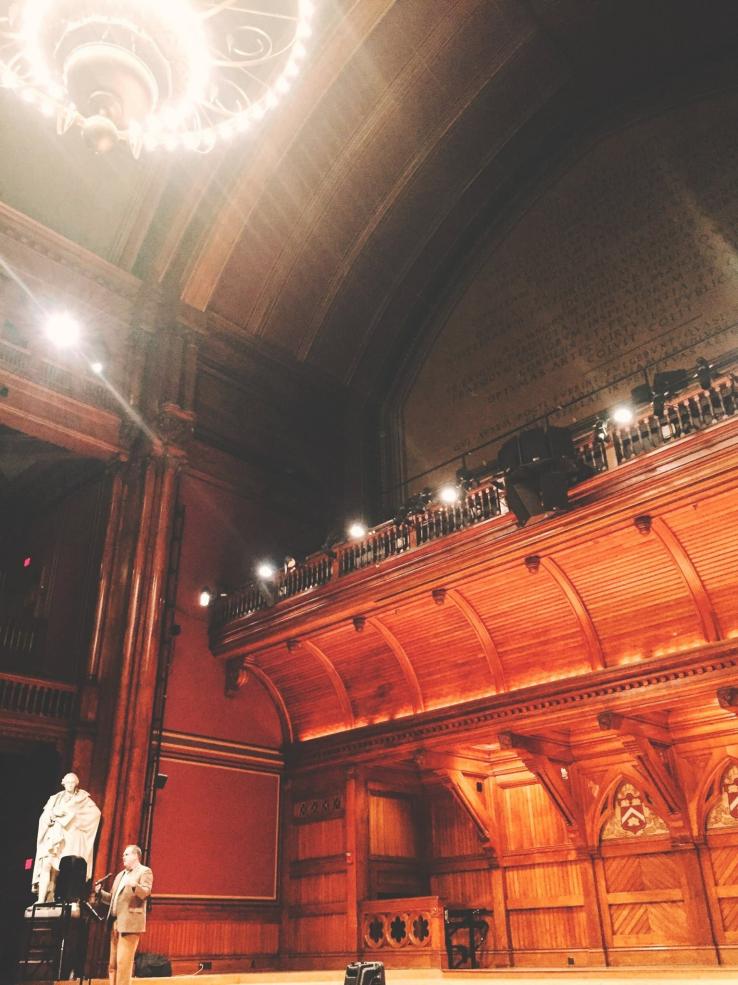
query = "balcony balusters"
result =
(212, 369, 738, 631)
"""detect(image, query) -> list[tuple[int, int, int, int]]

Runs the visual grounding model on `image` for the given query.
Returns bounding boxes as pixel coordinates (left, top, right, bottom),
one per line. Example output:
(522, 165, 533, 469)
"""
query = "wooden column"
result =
(95, 450, 182, 874)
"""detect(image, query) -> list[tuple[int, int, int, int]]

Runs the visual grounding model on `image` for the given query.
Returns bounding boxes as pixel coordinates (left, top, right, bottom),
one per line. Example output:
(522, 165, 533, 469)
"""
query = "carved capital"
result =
(225, 656, 249, 697)
(155, 402, 195, 450)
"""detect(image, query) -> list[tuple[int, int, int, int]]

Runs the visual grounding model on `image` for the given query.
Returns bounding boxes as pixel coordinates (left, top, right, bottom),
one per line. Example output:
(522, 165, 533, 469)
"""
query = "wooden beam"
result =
(435, 768, 498, 856)
(541, 558, 605, 671)
(597, 711, 683, 818)
(497, 731, 583, 843)
(651, 516, 722, 643)
(302, 639, 355, 729)
(446, 588, 506, 692)
(368, 616, 425, 714)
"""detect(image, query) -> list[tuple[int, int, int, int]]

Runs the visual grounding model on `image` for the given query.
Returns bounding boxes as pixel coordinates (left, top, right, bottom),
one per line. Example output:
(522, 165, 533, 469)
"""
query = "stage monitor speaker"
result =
(504, 474, 543, 527)
(55, 855, 87, 902)
(539, 469, 569, 511)
(344, 961, 386, 985)
(498, 426, 574, 470)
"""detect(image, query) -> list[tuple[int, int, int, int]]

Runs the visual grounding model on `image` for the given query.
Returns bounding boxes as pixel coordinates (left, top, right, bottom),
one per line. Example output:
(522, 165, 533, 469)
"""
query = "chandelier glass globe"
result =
(0, 0, 314, 154)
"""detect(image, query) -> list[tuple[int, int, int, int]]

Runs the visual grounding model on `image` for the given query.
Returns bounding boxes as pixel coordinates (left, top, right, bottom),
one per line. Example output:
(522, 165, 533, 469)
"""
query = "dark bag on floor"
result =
(134, 952, 172, 977)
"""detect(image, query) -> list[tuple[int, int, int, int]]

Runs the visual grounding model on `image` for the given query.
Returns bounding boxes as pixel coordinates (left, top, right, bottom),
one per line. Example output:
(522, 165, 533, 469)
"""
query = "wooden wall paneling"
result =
(345, 768, 369, 955)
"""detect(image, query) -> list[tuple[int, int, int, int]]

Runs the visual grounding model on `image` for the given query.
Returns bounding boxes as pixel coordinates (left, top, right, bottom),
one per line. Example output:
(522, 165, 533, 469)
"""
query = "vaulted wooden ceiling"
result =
(212, 418, 738, 745)
(2, 1, 737, 395)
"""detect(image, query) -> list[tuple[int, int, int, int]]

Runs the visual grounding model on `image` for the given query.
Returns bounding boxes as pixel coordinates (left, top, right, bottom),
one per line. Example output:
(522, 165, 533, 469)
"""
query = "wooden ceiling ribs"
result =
(211, 418, 738, 751)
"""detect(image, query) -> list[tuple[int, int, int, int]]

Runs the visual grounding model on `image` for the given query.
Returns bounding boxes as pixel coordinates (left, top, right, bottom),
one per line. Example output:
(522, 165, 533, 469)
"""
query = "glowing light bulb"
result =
(91, 361, 103, 375)
(612, 405, 634, 426)
(348, 522, 367, 540)
(198, 587, 212, 607)
(439, 485, 460, 505)
(44, 312, 80, 348)
(256, 562, 276, 580)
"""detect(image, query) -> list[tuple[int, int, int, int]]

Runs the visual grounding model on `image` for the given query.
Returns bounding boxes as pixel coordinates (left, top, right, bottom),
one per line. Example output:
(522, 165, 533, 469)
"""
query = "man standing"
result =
(97, 845, 153, 985)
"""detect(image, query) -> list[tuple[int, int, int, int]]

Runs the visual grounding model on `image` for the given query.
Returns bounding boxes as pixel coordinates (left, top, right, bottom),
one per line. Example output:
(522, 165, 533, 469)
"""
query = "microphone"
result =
(93, 872, 113, 890)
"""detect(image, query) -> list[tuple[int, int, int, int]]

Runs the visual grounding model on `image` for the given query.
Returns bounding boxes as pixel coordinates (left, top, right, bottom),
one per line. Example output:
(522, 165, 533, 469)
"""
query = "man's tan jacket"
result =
(101, 863, 153, 933)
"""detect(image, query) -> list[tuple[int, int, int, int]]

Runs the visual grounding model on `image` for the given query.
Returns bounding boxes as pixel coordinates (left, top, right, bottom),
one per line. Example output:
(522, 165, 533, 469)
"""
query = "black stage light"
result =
(155, 773, 169, 790)
(344, 962, 386, 985)
(630, 382, 653, 406)
(696, 357, 713, 390)
(653, 368, 690, 396)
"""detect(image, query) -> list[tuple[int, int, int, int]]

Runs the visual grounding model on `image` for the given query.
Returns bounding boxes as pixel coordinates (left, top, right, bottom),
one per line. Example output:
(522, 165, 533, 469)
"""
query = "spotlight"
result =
(696, 357, 713, 390)
(611, 405, 634, 426)
(198, 587, 212, 607)
(592, 418, 608, 443)
(347, 522, 367, 540)
(256, 562, 276, 579)
(155, 773, 169, 790)
(90, 361, 104, 375)
(438, 485, 460, 505)
(44, 312, 81, 348)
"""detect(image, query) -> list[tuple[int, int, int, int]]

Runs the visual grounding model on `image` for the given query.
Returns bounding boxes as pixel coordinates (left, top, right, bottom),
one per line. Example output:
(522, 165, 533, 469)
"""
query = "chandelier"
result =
(0, 0, 314, 154)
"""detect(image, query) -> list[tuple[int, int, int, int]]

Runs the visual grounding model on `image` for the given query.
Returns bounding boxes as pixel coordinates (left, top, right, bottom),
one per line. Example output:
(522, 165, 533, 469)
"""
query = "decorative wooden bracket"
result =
(224, 655, 249, 697)
(597, 712, 683, 819)
(717, 686, 738, 712)
(429, 764, 497, 857)
(498, 731, 584, 843)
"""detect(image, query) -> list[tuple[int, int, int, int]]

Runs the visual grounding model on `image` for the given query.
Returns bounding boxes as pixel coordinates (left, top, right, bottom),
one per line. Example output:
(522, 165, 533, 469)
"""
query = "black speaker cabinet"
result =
(55, 856, 87, 902)
(344, 961, 386, 985)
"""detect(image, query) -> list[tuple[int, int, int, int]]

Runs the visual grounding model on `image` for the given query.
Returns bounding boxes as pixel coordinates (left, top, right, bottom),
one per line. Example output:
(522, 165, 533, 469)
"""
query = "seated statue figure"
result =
(32, 772, 101, 903)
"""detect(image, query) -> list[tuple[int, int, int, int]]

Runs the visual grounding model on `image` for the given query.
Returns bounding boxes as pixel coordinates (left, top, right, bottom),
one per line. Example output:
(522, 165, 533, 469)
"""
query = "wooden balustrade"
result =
(360, 896, 444, 967)
(211, 367, 738, 631)
(0, 337, 119, 414)
(0, 671, 77, 720)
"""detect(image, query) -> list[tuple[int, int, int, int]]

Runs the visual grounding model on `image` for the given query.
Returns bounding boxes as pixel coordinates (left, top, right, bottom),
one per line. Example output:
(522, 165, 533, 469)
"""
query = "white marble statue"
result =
(32, 772, 101, 903)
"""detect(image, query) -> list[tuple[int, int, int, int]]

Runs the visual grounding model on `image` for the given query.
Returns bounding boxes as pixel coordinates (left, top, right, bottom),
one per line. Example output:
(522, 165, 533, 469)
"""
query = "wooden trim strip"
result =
(607, 889, 683, 904)
(302, 639, 355, 728)
(651, 516, 722, 643)
(506, 895, 584, 910)
(447, 588, 506, 692)
(541, 557, 605, 670)
(368, 616, 425, 714)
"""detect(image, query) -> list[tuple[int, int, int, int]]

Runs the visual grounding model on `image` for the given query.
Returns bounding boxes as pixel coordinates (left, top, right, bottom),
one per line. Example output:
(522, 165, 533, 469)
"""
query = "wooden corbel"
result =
(224, 655, 249, 697)
(597, 712, 683, 819)
(498, 731, 584, 843)
(435, 768, 498, 857)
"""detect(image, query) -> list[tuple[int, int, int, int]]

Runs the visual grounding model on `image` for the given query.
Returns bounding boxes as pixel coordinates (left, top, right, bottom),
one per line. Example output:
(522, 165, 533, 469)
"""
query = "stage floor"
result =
(82, 969, 738, 985)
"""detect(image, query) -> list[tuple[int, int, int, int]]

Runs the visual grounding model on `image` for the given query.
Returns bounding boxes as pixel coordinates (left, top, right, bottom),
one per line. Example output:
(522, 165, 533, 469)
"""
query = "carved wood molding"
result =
(446, 588, 506, 692)
(650, 516, 722, 643)
(302, 639, 355, 729)
(295, 642, 738, 768)
(223, 659, 294, 744)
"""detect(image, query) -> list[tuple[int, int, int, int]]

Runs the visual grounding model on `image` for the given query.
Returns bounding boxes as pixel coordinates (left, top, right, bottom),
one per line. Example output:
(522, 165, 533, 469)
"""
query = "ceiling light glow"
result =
(0, 0, 316, 155)
(45, 312, 81, 348)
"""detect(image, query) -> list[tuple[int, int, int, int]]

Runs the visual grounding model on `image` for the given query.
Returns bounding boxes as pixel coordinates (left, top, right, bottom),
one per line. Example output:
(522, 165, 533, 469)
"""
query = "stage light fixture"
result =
(438, 485, 460, 505)
(611, 405, 634, 426)
(44, 311, 80, 348)
(256, 561, 276, 580)
(198, 586, 212, 607)
(348, 521, 367, 540)
(696, 356, 713, 390)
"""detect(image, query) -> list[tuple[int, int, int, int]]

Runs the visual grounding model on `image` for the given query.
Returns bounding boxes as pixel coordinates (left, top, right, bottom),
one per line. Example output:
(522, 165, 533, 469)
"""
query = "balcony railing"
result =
(0, 672, 77, 720)
(211, 366, 738, 631)
(0, 336, 119, 414)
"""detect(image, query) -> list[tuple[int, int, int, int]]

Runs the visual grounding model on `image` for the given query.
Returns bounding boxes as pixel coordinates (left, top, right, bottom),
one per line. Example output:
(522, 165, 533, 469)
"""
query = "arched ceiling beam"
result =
(541, 557, 605, 671)
(446, 588, 506, 693)
(242, 660, 295, 744)
(367, 616, 425, 715)
(178, 0, 399, 311)
(302, 639, 355, 729)
(651, 516, 722, 643)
